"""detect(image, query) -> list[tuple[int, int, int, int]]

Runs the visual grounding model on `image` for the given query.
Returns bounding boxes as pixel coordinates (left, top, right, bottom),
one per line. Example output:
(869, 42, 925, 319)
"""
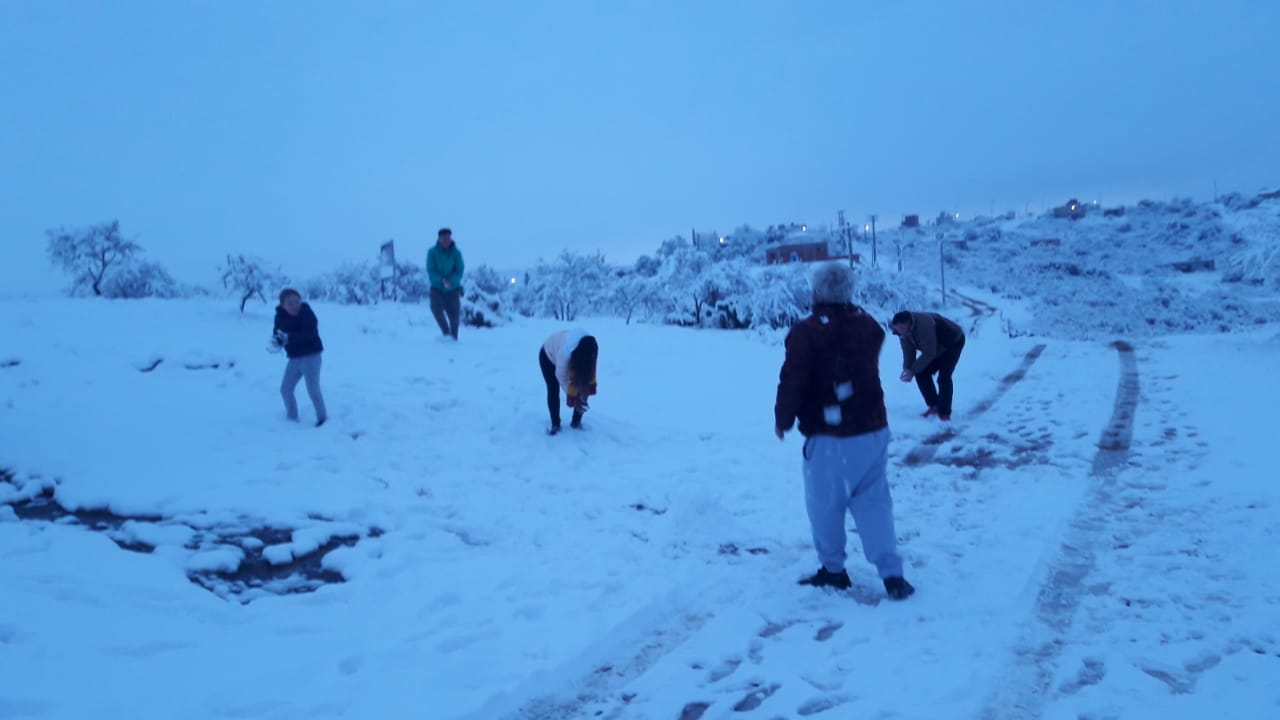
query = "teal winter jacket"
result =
(427, 244, 465, 293)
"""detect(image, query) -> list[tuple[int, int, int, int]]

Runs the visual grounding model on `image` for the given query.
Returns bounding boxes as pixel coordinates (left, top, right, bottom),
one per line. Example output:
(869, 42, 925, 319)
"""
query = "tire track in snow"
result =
(978, 340, 1139, 720)
(903, 343, 1048, 467)
(465, 592, 715, 720)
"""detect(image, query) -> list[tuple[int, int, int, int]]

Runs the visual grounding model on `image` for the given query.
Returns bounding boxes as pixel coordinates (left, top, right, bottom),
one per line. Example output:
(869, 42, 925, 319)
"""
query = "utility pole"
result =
(838, 210, 854, 268)
(938, 232, 947, 306)
(869, 214, 878, 268)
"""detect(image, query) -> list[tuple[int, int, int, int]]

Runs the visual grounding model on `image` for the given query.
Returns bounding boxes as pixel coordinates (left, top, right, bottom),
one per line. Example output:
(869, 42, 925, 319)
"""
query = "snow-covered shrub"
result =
(390, 263, 430, 302)
(456, 265, 511, 327)
(306, 262, 380, 305)
(462, 287, 507, 328)
(1225, 243, 1280, 287)
(101, 261, 184, 299)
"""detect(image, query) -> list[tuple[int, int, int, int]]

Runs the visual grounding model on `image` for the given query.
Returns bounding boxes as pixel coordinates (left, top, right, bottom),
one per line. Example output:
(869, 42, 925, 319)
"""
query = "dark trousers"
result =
(429, 287, 462, 338)
(916, 340, 965, 416)
(539, 348, 582, 429)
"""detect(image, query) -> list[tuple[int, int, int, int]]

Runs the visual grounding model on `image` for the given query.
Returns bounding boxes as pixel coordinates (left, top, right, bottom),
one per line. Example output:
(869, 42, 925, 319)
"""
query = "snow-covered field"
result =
(2, 293, 1277, 719)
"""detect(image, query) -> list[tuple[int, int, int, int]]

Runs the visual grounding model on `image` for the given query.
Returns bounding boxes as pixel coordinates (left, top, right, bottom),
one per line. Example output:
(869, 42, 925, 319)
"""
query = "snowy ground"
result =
(2, 296, 1278, 719)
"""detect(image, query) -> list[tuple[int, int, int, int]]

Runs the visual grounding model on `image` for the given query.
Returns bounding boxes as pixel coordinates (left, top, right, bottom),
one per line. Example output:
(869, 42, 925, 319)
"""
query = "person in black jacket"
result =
(775, 263, 915, 601)
(272, 289, 328, 427)
(890, 310, 966, 421)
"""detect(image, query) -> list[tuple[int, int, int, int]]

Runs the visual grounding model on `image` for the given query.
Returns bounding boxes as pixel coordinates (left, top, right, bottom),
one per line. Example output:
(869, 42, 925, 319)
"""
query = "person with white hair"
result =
(774, 263, 915, 600)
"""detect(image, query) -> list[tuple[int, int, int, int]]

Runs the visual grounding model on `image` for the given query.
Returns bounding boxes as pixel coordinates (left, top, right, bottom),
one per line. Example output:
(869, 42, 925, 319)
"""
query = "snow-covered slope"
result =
(886, 196, 1280, 339)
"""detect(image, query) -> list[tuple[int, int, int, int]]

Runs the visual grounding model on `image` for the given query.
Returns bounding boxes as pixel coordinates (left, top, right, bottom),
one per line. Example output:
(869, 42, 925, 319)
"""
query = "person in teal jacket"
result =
(427, 227, 465, 340)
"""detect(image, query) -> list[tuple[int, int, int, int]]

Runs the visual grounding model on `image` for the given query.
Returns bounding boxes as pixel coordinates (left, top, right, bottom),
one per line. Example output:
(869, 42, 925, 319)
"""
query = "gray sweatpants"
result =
(281, 353, 327, 422)
(802, 429, 904, 578)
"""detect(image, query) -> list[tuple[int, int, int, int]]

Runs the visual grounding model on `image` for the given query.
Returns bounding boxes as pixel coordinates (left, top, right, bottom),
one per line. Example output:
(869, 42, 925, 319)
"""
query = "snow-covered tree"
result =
(219, 254, 285, 312)
(534, 251, 610, 321)
(716, 264, 809, 330)
(46, 220, 142, 296)
(609, 273, 660, 325)
(654, 242, 716, 326)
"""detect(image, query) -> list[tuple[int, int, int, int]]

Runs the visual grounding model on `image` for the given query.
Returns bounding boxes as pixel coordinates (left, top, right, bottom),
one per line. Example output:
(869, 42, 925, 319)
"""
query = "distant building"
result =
(1052, 198, 1088, 220)
(901, 214, 920, 228)
(766, 241, 830, 265)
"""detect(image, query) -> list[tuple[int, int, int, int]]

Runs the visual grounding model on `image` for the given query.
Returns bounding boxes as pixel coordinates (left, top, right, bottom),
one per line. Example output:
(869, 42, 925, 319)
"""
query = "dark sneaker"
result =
(883, 576, 915, 600)
(798, 568, 852, 590)
(938, 414, 951, 422)
(315, 417, 327, 428)
(548, 424, 561, 436)
(922, 407, 938, 418)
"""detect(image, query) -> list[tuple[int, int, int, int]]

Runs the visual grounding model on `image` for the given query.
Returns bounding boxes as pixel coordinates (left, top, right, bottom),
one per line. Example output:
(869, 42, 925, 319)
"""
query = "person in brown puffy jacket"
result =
(775, 263, 915, 601)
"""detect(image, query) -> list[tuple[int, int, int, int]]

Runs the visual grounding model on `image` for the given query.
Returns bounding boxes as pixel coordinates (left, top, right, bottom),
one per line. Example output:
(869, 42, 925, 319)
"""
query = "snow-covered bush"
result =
(462, 287, 507, 328)
(101, 261, 185, 299)
(1225, 240, 1280, 287)
(454, 265, 511, 327)
(306, 262, 380, 305)
(390, 263, 430, 302)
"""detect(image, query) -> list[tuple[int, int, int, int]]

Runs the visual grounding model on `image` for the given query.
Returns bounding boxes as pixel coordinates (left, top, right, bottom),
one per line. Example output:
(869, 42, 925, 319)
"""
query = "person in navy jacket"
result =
(272, 288, 328, 427)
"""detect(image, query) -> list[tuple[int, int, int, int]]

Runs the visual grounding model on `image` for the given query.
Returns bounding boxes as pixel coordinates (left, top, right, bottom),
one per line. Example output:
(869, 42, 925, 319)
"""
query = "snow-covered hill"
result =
(881, 195, 1280, 339)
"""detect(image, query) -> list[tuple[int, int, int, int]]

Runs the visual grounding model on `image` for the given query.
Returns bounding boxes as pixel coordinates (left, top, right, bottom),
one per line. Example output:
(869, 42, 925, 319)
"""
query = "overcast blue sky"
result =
(2, 1, 1277, 293)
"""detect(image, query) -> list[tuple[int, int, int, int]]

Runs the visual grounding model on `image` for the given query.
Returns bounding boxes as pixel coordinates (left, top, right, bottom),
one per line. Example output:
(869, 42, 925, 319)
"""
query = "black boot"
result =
(883, 576, 915, 600)
(798, 567, 852, 590)
(569, 410, 584, 429)
(548, 423, 561, 436)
